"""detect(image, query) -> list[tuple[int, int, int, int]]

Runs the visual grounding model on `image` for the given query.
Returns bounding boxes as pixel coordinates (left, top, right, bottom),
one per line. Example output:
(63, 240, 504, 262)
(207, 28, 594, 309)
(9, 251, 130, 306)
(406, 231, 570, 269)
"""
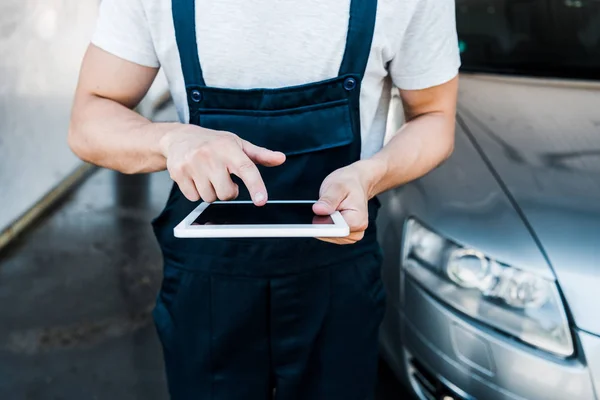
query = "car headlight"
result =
(403, 218, 574, 357)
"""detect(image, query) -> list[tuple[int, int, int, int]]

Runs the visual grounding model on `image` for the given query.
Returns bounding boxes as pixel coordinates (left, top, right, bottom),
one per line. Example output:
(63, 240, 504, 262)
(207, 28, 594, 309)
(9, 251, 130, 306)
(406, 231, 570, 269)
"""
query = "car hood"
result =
(457, 74, 600, 334)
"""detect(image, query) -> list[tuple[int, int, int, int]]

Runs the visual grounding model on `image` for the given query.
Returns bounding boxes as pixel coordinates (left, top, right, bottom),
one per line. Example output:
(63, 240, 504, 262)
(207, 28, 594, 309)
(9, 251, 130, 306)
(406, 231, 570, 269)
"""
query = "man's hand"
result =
(312, 77, 457, 245)
(68, 45, 287, 202)
(160, 126, 286, 205)
(313, 160, 384, 245)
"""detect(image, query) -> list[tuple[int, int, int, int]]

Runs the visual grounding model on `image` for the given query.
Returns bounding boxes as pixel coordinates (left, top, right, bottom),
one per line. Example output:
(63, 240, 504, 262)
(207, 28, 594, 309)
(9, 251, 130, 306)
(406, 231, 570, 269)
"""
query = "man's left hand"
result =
(312, 160, 381, 245)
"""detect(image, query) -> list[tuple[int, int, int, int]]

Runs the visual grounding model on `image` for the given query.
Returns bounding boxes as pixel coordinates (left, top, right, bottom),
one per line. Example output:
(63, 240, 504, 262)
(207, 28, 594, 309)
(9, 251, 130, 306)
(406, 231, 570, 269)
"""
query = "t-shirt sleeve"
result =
(390, 0, 461, 90)
(91, 0, 159, 68)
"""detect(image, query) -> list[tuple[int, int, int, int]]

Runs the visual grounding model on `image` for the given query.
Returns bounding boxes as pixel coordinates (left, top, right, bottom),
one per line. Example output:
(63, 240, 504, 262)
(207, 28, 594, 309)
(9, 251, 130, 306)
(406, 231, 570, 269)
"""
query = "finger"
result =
(316, 237, 353, 245)
(215, 181, 239, 201)
(316, 237, 345, 245)
(313, 183, 348, 215)
(348, 231, 365, 242)
(194, 178, 218, 203)
(340, 209, 369, 233)
(241, 140, 286, 167)
(316, 233, 362, 245)
(177, 178, 201, 202)
(312, 215, 334, 225)
(330, 231, 365, 243)
(229, 153, 268, 206)
(209, 163, 240, 200)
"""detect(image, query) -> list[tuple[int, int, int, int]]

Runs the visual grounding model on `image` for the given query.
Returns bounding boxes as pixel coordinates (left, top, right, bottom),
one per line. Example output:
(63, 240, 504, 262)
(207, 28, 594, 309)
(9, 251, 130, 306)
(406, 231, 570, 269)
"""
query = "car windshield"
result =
(456, 0, 600, 80)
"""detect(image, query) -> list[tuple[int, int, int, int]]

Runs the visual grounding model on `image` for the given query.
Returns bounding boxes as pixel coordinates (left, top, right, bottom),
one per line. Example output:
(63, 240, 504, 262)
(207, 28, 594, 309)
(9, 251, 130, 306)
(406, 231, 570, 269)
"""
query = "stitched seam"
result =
(185, 74, 360, 95)
(284, 138, 353, 157)
(193, 99, 349, 117)
(168, 270, 194, 330)
(209, 275, 214, 399)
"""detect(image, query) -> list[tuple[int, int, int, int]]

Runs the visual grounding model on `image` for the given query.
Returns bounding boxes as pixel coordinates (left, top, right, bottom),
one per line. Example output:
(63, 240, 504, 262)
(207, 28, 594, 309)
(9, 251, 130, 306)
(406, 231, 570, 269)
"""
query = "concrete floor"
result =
(0, 168, 411, 400)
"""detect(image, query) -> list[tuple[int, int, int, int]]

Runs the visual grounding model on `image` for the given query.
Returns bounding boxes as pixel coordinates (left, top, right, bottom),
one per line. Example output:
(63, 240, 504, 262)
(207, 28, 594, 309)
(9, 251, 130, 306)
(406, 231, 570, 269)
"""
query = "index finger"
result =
(228, 152, 268, 206)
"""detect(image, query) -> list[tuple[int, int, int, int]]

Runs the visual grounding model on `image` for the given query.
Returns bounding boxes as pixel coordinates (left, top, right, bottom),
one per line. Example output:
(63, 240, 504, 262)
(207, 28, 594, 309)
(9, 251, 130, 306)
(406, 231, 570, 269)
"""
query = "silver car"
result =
(378, 1, 600, 399)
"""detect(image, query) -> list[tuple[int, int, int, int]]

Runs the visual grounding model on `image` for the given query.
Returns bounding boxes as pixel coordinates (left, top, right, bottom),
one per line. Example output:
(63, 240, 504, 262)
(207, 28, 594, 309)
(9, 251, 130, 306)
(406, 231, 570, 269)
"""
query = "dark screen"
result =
(192, 203, 334, 225)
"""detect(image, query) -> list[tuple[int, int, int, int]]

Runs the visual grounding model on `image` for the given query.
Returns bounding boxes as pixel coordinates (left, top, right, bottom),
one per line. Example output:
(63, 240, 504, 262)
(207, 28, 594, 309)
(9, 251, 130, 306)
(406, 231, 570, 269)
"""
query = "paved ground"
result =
(0, 168, 412, 400)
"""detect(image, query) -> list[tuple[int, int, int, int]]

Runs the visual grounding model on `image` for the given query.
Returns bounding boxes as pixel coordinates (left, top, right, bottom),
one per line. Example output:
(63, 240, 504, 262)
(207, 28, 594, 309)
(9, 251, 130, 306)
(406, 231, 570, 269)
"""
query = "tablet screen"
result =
(192, 203, 334, 225)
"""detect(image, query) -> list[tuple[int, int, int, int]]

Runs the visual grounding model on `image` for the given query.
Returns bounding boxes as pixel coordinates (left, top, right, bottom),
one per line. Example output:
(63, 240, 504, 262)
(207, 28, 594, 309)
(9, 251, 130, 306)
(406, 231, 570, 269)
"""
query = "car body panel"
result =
(378, 121, 551, 281)
(457, 74, 600, 334)
(378, 74, 600, 399)
(580, 331, 600, 398)
(395, 276, 595, 400)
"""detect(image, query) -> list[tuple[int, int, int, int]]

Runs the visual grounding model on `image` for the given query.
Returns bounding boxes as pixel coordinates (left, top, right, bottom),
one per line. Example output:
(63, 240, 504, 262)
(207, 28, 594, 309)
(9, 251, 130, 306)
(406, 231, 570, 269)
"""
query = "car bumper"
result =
(381, 274, 599, 400)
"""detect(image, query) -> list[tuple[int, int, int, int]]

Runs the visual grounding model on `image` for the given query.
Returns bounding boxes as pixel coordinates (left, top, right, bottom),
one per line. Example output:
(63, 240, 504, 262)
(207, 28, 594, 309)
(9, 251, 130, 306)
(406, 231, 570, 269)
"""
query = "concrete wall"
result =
(0, 0, 100, 232)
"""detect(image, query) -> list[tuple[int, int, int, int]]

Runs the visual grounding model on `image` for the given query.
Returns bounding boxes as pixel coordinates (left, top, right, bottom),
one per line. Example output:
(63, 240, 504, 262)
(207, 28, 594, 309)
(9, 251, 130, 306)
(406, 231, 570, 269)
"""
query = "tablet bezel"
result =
(173, 200, 350, 238)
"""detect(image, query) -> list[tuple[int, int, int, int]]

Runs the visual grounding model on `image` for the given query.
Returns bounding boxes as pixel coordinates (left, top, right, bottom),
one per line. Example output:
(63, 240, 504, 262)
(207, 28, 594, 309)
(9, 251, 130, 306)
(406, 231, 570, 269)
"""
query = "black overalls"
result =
(151, 0, 385, 398)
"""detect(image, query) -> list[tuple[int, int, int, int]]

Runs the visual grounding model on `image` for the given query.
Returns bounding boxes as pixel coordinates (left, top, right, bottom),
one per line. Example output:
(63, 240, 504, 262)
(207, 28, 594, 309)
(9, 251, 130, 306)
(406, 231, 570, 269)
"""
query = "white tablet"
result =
(174, 200, 349, 238)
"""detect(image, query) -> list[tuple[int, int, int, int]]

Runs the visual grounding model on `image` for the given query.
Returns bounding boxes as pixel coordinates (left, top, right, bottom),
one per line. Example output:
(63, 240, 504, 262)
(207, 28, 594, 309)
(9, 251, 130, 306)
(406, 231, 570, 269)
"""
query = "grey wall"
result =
(0, 0, 98, 232)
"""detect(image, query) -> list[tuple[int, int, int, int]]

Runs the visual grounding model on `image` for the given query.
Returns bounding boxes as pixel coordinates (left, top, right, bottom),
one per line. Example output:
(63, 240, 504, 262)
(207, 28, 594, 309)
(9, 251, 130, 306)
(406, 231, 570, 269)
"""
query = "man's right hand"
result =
(159, 126, 286, 206)
(69, 45, 285, 199)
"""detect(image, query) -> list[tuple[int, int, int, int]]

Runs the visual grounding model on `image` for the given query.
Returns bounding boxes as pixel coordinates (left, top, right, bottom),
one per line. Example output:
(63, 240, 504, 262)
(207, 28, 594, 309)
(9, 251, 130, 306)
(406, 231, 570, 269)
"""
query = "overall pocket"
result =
(195, 99, 354, 156)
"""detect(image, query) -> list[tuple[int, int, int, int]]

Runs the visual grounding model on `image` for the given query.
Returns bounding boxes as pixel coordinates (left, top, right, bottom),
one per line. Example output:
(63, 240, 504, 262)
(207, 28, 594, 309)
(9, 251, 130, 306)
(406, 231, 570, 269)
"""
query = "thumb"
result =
(241, 140, 286, 167)
(313, 183, 347, 216)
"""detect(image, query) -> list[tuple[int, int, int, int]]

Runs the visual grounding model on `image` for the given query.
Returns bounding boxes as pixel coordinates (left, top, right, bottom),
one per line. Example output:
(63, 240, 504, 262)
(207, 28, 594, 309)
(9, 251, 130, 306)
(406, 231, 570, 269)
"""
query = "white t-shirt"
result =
(92, 0, 460, 159)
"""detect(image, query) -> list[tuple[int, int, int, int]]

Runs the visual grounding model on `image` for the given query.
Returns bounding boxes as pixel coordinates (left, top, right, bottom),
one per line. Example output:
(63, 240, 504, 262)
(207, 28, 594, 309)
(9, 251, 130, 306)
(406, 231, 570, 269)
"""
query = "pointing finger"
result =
(241, 140, 286, 167)
(229, 153, 268, 206)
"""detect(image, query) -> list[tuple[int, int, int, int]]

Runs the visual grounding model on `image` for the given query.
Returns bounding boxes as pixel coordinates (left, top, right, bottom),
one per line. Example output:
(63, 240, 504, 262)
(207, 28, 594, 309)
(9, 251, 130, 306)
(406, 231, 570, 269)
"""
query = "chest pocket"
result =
(187, 75, 361, 157)
(196, 99, 353, 156)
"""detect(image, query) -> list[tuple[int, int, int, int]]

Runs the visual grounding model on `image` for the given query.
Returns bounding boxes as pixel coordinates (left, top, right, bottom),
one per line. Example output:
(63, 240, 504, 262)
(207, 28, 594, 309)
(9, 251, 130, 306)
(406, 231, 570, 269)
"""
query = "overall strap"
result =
(338, 0, 378, 78)
(172, 0, 206, 87)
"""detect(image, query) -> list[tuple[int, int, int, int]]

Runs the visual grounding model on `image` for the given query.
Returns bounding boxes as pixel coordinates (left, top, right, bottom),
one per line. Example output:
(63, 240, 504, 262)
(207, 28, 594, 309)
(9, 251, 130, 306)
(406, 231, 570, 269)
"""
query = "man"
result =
(69, 0, 459, 398)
